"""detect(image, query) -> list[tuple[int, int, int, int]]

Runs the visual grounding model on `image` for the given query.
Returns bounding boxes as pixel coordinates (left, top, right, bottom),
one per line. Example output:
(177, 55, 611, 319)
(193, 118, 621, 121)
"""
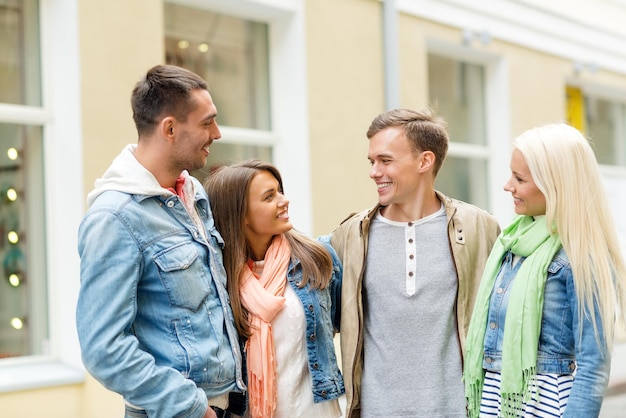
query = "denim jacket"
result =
(76, 145, 245, 418)
(483, 247, 611, 417)
(286, 241, 345, 402)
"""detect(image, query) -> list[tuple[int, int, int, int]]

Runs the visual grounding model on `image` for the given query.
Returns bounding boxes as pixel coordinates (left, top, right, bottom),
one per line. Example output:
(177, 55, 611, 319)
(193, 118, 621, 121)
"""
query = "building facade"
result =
(1, 0, 626, 416)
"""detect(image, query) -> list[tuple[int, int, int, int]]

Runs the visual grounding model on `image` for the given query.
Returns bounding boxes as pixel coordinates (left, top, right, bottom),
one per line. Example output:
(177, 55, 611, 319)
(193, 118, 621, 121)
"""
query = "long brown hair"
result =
(204, 159, 333, 338)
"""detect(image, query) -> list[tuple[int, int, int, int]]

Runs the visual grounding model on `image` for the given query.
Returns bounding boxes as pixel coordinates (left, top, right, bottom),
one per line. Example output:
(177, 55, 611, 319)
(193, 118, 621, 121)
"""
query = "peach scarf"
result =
(240, 234, 291, 418)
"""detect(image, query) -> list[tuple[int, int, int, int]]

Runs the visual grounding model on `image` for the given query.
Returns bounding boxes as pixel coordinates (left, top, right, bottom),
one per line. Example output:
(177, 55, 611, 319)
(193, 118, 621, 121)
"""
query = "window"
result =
(0, 0, 41, 106)
(567, 86, 626, 167)
(0, 0, 83, 392)
(163, 0, 311, 232)
(164, 2, 273, 178)
(0, 0, 48, 360)
(428, 53, 490, 209)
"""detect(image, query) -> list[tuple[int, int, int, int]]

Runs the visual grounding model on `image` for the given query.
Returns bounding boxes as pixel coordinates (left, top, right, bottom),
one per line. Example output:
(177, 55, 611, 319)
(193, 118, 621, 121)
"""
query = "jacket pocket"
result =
(155, 242, 211, 310)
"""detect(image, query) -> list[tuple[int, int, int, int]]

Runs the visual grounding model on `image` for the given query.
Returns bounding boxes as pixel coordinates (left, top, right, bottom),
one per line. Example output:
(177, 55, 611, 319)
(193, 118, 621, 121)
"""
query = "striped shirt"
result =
(480, 371, 574, 417)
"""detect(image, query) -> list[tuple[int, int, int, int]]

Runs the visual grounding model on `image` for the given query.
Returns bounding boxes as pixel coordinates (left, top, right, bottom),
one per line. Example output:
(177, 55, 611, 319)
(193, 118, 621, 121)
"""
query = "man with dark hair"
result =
(328, 108, 500, 417)
(76, 64, 245, 418)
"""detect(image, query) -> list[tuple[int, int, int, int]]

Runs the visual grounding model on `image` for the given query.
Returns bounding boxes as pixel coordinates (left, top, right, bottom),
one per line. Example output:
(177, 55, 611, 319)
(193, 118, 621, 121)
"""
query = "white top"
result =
(252, 261, 342, 418)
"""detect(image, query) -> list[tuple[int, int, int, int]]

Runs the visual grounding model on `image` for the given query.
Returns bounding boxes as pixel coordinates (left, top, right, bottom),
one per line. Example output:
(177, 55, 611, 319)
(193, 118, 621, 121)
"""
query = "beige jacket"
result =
(329, 191, 501, 418)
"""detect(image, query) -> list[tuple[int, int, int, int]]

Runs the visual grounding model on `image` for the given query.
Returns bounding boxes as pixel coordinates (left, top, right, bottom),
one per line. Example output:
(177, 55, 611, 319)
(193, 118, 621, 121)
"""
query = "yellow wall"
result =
(0, 384, 83, 416)
(0, 376, 119, 417)
(79, 0, 164, 203)
(306, 0, 384, 236)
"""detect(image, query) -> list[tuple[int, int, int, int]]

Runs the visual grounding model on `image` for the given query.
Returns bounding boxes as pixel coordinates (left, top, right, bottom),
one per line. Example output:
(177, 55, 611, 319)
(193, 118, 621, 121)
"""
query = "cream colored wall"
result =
(397, 14, 429, 109)
(80, 0, 164, 203)
(0, 383, 83, 416)
(1, 1, 166, 417)
(306, 0, 384, 237)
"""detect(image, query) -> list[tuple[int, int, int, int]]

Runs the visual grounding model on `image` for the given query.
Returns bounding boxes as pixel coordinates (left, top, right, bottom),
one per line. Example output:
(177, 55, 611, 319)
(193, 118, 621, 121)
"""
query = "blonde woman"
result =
(205, 159, 344, 418)
(464, 123, 626, 417)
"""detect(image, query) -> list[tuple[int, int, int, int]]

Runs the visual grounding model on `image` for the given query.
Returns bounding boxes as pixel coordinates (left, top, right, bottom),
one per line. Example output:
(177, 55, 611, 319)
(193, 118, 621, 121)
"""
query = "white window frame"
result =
(0, 0, 84, 392)
(168, 0, 312, 233)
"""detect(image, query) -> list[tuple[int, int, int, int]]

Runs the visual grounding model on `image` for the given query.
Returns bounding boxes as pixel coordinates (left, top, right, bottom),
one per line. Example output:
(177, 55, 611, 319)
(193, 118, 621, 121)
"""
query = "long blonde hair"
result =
(204, 159, 333, 338)
(514, 123, 626, 350)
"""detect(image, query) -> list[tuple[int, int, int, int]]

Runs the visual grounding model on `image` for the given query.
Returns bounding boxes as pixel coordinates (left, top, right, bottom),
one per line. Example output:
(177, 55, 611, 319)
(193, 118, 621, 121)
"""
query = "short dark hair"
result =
(367, 108, 449, 175)
(131, 64, 209, 136)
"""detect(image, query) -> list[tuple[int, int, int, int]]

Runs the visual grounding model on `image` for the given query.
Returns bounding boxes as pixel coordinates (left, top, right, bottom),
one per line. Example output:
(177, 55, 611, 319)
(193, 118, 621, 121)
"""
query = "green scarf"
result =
(464, 215, 562, 417)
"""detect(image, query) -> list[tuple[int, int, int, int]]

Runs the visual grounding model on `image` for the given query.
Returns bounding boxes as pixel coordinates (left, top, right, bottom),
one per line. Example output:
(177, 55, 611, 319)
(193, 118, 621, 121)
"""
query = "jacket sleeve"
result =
(76, 210, 208, 418)
(318, 236, 343, 332)
(563, 271, 611, 417)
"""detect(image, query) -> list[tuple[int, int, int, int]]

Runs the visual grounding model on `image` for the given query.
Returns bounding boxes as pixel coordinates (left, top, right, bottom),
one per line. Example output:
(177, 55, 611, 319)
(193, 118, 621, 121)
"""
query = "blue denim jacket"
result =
(286, 242, 345, 402)
(483, 248, 611, 417)
(76, 179, 245, 418)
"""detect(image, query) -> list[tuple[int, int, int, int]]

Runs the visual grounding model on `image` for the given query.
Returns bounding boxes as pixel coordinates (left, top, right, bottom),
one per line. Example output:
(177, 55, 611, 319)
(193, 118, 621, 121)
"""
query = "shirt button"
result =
(313, 363, 319, 370)
(409, 254, 414, 260)
(496, 287, 504, 294)
(309, 333, 316, 341)
(485, 357, 493, 364)
(489, 322, 497, 329)
(408, 222, 413, 227)
(408, 238, 414, 243)
(167, 201, 175, 208)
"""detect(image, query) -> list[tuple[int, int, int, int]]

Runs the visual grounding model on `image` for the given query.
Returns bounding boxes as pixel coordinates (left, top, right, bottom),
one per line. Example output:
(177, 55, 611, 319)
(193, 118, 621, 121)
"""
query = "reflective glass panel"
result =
(164, 3, 271, 130)
(0, 0, 41, 106)
(0, 123, 47, 358)
(428, 54, 486, 145)
(435, 156, 489, 210)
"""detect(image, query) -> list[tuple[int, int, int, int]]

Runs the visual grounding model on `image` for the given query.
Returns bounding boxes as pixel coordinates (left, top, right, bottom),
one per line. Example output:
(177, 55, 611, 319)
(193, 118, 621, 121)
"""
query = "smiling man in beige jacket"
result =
(328, 108, 500, 418)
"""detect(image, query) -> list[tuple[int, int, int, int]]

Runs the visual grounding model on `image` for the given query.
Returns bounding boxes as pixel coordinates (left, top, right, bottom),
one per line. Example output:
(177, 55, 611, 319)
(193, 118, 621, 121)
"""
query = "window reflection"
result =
(192, 142, 273, 184)
(429, 53, 489, 208)
(164, 3, 271, 130)
(0, 124, 47, 358)
(0, 0, 41, 106)
(584, 97, 626, 166)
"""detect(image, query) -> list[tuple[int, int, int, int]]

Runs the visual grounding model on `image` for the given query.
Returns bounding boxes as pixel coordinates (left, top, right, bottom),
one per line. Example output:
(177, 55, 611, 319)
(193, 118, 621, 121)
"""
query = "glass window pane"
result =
(585, 97, 626, 166)
(191, 142, 273, 183)
(164, 3, 271, 130)
(0, 123, 47, 358)
(428, 54, 486, 145)
(436, 156, 489, 209)
(0, 0, 41, 106)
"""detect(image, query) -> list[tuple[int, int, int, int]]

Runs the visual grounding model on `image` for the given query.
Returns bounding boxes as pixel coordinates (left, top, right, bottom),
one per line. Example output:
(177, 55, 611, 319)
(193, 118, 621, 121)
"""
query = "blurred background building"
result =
(1, 0, 626, 416)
